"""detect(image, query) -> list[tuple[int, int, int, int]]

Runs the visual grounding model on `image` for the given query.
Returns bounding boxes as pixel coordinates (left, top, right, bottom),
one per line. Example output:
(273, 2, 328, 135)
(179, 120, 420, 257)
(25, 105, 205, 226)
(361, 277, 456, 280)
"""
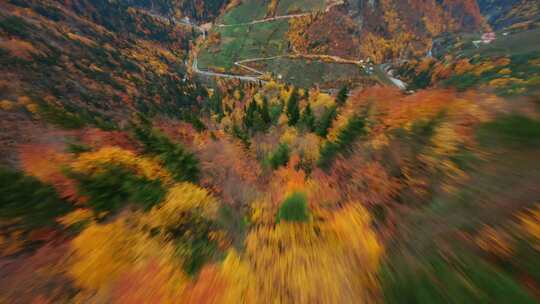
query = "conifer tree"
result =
(316, 105, 337, 137)
(336, 85, 349, 106)
(286, 89, 300, 126)
(211, 89, 223, 115)
(301, 102, 315, 132)
(261, 96, 272, 125)
(244, 98, 258, 130)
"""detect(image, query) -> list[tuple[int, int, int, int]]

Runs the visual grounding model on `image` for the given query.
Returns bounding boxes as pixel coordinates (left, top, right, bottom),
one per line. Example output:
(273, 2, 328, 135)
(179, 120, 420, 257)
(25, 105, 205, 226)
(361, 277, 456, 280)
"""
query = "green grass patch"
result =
(198, 20, 289, 71)
(221, 0, 268, 24)
(257, 58, 368, 88)
(461, 28, 540, 58)
(276, 0, 325, 15)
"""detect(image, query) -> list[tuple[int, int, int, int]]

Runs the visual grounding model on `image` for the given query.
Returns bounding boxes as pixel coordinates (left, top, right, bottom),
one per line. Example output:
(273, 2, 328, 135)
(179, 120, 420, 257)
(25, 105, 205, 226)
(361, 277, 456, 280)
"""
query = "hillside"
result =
(1, 0, 540, 303)
(0, 0, 210, 164)
(196, 0, 489, 89)
(478, 0, 540, 29)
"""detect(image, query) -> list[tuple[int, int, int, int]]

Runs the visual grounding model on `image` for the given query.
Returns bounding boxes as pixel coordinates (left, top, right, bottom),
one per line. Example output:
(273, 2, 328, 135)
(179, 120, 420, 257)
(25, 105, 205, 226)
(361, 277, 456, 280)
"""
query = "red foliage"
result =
(79, 128, 138, 152)
(18, 144, 80, 203)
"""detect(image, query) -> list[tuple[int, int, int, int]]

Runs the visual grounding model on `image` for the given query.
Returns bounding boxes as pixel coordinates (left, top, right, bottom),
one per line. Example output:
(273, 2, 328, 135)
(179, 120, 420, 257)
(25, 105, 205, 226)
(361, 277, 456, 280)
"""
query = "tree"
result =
(267, 143, 290, 170)
(318, 114, 367, 169)
(232, 124, 251, 148)
(261, 96, 272, 126)
(315, 105, 337, 137)
(70, 165, 167, 214)
(133, 123, 200, 183)
(252, 110, 266, 133)
(301, 102, 315, 131)
(211, 90, 224, 120)
(144, 183, 222, 274)
(336, 85, 349, 106)
(0, 167, 72, 230)
(243, 99, 258, 130)
(286, 88, 300, 126)
(69, 218, 186, 296)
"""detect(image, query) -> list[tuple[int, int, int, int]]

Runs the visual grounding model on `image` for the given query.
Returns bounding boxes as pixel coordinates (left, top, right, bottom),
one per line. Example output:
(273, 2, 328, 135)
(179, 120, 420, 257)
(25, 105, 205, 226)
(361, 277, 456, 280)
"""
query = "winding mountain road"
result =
(189, 0, 407, 90)
(192, 59, 264, 82)
(217, 13, 312, 27)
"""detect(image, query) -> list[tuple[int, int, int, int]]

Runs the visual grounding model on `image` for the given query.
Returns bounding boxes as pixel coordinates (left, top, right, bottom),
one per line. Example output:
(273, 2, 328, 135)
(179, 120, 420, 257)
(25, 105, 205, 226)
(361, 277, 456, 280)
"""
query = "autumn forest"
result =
(1, 0, 540, 303)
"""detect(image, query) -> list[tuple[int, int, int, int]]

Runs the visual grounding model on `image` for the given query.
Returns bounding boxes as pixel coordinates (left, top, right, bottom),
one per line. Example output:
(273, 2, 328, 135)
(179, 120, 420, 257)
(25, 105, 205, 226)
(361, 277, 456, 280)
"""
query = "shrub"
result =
(277, 192, 309, 223)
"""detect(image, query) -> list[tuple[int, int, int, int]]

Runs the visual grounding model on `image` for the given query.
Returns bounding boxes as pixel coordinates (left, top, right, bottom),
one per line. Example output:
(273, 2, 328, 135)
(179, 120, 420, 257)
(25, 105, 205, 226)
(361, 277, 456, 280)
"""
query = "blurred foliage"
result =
(69, 165, 167, 214)
(0, 167, 71, 230)
(134, 120, 200, 182)
(277, 191, 309, 222)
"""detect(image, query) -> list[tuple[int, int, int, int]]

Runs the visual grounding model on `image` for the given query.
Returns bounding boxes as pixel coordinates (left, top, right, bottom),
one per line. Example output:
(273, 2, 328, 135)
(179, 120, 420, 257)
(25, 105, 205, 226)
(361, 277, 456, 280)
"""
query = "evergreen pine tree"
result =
(261, 96, 272, 125)
(286, 89, 300, 126)
(301, 102, 315, 132)
(244, 99, 257, 130)
(336, 85, 349, 106)
(212, 89, 223, 115)
(253, 111, 266, 132)
(316, 105, 337, 137)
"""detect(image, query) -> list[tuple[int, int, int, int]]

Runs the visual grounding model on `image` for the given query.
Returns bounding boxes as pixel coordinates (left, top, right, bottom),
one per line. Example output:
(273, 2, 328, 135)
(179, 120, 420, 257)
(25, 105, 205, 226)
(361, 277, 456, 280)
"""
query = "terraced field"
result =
(219, 0, 269, 24)
(276, 0, 325, 14)
(249, 57, 374, 88)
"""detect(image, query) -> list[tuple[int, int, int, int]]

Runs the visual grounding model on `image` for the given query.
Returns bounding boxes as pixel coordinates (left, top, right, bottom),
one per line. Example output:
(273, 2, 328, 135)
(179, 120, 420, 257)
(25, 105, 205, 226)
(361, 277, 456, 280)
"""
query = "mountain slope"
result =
(0, 0, 209, 163)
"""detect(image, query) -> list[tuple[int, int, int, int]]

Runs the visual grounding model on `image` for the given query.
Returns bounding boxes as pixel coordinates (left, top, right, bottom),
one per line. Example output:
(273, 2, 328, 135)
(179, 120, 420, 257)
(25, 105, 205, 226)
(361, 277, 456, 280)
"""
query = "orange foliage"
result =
(431, 62, 454, 83)
(0, 38, 43, 60)
(475, 225, 514, 258)
(453, 58, 474, 75)
(198, 136, 261, 205)
(68, 217, 186, 297)
(79, 128, 138, 152)
(111, 259, 186, 304)
(182, 265, 228, 304)
(287, 15, 315, 54)
(19, 144, 79, 202)
(271, 155, 306, 201)
(331, 158, 402, 208)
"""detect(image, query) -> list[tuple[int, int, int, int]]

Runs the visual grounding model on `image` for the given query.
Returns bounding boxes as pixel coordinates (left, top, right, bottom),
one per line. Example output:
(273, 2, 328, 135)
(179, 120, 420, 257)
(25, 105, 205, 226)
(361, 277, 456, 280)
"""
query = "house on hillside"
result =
(482, 32, 496, 43)
(473, 32, 496, 48)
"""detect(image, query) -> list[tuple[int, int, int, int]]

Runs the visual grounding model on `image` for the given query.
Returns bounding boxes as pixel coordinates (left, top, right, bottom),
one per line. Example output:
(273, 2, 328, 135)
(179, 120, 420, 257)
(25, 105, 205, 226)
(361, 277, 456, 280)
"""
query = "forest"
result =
(1, 0, 540, 303)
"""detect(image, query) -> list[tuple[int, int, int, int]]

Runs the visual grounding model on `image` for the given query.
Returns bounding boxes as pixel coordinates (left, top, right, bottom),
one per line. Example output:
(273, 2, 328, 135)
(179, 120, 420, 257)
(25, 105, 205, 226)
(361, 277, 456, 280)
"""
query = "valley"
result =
(0, 0, 540, 303)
